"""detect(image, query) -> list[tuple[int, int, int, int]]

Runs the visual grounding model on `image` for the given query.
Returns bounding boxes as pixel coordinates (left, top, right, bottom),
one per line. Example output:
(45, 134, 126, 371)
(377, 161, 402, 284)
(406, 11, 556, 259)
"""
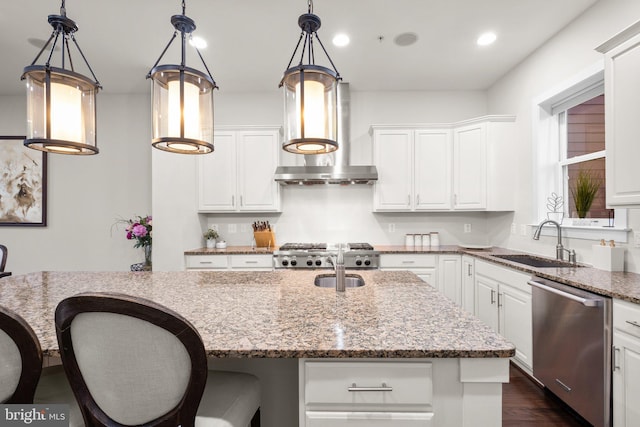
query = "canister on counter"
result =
(422, 234, 431, 248)
(414, 234, 422, 248)
(405, 234, 415, 247)
(430, 232, 440, 248)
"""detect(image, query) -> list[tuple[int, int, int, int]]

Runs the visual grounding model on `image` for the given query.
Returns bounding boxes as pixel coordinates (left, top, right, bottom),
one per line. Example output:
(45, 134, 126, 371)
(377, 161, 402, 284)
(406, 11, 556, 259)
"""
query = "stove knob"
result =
(364, 257, 371, 266)
(315, 259, 322, 266)
(291, 259, 298, 266)
(281, 259, 289, 267)
(306, 258, 313, 266)
(355, 257, 363, 266)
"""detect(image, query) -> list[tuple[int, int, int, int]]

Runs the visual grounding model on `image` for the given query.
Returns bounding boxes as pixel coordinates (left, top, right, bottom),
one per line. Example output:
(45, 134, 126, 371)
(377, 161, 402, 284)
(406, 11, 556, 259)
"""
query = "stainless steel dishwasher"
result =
(529, 276, 612, 427)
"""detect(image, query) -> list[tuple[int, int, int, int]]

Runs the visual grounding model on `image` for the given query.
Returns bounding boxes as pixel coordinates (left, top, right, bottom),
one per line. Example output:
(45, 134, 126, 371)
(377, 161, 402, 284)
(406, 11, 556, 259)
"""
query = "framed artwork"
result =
(0, 136, 47, 226)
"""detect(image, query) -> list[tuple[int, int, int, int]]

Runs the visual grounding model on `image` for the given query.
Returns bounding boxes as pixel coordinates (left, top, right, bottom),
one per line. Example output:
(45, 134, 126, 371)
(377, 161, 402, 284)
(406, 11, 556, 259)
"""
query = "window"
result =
(533, 62, 627, 241)
(559, 94, 610, 223)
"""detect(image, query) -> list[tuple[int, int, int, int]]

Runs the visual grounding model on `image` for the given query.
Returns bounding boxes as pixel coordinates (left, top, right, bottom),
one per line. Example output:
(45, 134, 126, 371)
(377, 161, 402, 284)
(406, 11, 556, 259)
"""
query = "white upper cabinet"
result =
(372, 129, 413, 210)
(453, 122, 486, 209)
(597, 21, 640, 207)
(198, 126, 281, 212)
(371, 116, 514, 212)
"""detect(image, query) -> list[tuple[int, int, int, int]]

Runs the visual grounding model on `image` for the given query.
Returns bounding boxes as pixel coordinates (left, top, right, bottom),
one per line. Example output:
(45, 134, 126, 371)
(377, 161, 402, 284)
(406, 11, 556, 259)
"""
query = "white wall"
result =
(0, 94, 152, 275)
(153, 90, 490, 271)
(486, 0, 640, 272)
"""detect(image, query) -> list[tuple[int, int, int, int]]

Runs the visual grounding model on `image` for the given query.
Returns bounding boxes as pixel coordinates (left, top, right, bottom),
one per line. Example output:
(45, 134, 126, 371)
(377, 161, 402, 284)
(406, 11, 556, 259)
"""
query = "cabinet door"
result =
(499, 284, 533, 370)
(197, 132, 237, 211)
(414, 129, 452, 210)
(603, 32, 640, 206)
(411, 269, 437, 289)
(613, 332, 640, 427)
(453, 123, 486, 209)
(438, 255, 461, 306)
(461, 256, 475, 314)
(237, 130, 281, 211)
(373, 129, 413, 211)
(475, 275, 499, 331)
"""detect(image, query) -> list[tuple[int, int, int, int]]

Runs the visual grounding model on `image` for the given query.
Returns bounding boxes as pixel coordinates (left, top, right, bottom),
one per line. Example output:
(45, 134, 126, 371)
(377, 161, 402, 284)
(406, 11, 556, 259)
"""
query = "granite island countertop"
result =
(0, 270, 514, 359)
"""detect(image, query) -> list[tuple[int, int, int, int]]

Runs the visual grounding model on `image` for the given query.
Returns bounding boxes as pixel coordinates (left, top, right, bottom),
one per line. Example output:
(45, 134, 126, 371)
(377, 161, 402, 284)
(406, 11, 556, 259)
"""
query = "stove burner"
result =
(348, 243, 374, 250)
(279, 243, 327, 251)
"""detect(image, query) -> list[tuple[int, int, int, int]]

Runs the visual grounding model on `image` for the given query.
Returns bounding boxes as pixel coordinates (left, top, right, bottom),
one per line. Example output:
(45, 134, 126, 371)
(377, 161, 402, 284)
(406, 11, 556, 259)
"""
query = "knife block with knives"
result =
(253, 221, 276, 248)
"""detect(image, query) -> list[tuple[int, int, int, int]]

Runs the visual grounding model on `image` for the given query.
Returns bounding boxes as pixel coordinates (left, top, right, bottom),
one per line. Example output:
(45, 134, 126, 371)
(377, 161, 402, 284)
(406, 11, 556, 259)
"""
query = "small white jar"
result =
(405, 234, 415, 248)
(422, 234, 431, 248)
(430, 232, 440, 248)
(414, 234, 422, 248)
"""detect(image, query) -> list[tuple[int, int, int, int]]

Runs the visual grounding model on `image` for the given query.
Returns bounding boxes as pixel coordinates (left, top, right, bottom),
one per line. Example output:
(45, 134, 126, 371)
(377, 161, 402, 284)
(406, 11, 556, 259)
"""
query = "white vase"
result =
(206, 239, 216, 249)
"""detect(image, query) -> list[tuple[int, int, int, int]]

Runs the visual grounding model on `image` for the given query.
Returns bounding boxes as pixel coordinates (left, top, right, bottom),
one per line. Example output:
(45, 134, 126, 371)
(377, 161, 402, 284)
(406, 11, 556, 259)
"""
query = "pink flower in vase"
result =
(132, 224, 148, 238)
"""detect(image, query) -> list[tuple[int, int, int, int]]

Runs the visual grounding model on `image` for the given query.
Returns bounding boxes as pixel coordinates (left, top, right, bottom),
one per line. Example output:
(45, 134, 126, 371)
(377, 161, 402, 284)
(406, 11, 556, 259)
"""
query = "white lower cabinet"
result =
(379, 254, 438, 289)
(461, 256, 475, 314)
(300, 360, 434, 427)
(613, 299, 640, 427)
(438, 255, 461, 305)
(474, 260, 533, 372)
(185, 254, 273, 271)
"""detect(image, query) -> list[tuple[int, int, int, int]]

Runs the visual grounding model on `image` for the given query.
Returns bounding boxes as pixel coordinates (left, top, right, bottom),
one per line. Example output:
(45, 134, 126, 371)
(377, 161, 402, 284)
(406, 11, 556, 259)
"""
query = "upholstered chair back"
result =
(0, 305, 43, 403)
(55, 293, 208, 427)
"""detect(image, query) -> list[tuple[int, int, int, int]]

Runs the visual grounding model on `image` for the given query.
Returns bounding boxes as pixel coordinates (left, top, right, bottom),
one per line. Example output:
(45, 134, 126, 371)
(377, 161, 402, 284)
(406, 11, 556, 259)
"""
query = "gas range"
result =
(274, 243, 379, 269)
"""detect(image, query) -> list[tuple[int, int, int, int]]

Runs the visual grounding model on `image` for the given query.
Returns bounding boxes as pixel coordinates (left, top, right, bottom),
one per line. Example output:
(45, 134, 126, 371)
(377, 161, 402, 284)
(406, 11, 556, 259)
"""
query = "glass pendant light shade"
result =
(280, 1, 342, 155)
(282, 65, 338, 154)
(22, 4, 101, 155)
(150, 65, 215, 154)
(147, 5, 217, 155)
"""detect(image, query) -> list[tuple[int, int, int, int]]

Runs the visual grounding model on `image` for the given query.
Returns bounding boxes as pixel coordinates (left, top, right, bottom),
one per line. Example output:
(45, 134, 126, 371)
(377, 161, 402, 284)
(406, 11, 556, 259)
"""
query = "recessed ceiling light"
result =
(477, 32, 497, 46)
(332, 33, 350, 47)
(394, 32, 418, 47)
(189, 36, 207, 49)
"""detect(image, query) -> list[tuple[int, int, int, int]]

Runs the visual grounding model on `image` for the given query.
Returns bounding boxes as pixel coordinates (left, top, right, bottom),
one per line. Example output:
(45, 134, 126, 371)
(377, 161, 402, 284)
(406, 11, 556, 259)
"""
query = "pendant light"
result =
(22, 0, 101, 155)
(147, 0, 217, 154)
(280, 0, 342, 154)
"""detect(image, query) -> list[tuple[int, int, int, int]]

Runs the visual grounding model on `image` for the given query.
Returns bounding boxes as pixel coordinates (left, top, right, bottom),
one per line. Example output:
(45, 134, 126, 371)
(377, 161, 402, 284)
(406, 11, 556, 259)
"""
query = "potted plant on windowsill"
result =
(204, 228, 219, 249)
(571, 169, 602, 220)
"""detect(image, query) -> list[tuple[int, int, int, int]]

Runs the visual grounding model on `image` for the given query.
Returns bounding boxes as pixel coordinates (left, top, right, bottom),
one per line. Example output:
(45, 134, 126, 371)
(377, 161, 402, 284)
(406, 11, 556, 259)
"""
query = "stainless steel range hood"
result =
(274, 83, 378, 185)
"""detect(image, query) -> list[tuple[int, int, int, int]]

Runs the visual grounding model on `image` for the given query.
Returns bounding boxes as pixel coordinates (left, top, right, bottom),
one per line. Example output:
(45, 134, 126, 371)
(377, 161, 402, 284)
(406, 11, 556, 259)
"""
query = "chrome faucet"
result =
(327, 244, 346, 292)
(533, 219, 576, 264)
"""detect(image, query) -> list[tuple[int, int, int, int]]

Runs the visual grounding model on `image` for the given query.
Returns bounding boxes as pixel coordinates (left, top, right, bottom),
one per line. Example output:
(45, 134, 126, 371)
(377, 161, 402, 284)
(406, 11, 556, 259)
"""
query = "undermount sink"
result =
(314, 274, 365, 288)
(493, 254, 582, 268)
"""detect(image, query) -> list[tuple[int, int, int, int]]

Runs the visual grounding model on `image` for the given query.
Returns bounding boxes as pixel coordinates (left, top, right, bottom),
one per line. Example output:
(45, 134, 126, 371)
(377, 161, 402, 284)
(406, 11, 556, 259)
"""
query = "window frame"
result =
(532, 61, 629, 242)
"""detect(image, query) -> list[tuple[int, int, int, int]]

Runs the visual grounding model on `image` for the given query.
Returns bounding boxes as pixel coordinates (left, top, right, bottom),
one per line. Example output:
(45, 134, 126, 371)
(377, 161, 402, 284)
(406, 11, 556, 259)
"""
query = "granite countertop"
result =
(0, 270, 514, 359)
(184, 244, 640, 303)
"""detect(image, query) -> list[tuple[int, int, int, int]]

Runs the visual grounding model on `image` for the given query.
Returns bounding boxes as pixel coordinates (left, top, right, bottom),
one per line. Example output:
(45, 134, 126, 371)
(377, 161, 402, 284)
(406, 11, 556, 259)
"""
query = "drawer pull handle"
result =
(402, 261, 415, 264)
(245, 261, 259, 264)
(348, 382, 393, 392)
(626, 320, 640, 328)
(199, 261, 213, 264)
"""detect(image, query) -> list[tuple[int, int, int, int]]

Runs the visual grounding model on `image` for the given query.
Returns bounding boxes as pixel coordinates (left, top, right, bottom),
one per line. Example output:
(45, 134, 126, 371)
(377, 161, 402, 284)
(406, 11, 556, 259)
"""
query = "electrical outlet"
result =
(228, 224, 237, 233)
(388, 223, 396, 232)
(511, 223, 517, 235)
(635, 232, 640, 248)
(520, 224, 527, 236)
(464, 223, 472, 233)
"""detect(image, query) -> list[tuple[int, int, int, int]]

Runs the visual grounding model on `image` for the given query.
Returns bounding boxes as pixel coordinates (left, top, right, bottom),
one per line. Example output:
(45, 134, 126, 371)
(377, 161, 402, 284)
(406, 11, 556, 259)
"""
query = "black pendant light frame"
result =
(21, 0, 102, 155)
(147, 0, 218, 155)
(280, 0, 342, 155)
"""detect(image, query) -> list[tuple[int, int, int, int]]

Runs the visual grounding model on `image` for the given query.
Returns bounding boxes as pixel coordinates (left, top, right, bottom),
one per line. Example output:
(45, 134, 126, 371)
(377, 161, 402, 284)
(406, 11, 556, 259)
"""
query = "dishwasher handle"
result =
(527, 279, 602, 307)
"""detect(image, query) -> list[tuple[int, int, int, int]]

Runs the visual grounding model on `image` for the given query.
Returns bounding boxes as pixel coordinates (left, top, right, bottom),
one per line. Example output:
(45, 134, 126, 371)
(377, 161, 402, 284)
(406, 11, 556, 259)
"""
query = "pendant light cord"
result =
(182, 0, 186, 15)
(60, 0, 66, 16)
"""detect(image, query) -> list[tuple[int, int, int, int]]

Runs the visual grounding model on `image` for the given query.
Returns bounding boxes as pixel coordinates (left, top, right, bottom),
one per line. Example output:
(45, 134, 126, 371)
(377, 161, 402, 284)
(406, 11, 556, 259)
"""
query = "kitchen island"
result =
(1, 270, 514, 426)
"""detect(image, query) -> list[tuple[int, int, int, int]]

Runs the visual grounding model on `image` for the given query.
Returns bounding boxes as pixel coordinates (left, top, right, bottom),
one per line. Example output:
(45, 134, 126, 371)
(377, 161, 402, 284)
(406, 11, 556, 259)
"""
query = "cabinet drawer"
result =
(229, 255, 273, 269)
(304, 361, 432, 410)
(614, 299, 640, 339)
(306, 411, 433, 427)
(185, 255, 228, 269)
(379, 254, 437, 269)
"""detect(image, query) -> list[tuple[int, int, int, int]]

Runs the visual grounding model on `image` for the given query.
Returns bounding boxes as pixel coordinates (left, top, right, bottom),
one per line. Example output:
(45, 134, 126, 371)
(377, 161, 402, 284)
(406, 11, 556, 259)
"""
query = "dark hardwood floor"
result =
(503, 363, 591, 426)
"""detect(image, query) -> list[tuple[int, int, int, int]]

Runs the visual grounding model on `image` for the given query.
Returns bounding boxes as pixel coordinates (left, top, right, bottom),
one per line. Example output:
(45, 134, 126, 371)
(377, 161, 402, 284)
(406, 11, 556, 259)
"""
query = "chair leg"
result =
(250, 408, 260, 427)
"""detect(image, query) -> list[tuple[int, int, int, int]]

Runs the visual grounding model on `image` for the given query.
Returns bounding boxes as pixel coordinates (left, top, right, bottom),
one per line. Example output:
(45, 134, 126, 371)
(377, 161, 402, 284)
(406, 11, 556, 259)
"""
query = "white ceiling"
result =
(0, 0, 598, 96)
